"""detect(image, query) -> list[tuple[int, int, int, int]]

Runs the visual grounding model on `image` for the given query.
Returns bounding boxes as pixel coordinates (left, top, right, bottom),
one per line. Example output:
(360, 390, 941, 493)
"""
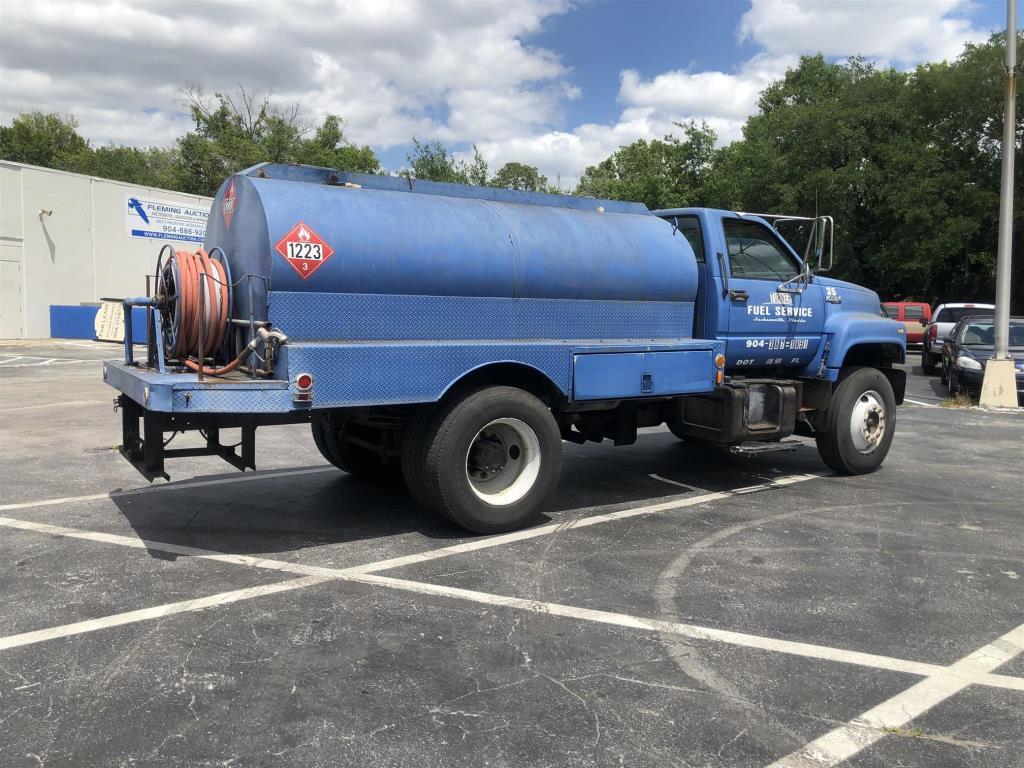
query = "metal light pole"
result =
(981, 0, 1020, 408)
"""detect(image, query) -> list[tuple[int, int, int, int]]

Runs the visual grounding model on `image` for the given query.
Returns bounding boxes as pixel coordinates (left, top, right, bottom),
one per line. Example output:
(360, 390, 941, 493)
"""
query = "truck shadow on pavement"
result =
(110, 432, 823, 562)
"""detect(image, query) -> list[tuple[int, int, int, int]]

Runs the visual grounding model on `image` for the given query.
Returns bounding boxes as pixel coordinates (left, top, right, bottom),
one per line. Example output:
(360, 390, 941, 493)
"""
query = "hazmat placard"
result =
(126, 195, 210, 242)
(274, 221, 335, 279)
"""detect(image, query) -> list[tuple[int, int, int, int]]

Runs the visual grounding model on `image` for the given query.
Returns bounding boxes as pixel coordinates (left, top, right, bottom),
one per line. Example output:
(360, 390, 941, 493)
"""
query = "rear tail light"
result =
(293, 372, 314, 403)
(929, 325, 938, 341)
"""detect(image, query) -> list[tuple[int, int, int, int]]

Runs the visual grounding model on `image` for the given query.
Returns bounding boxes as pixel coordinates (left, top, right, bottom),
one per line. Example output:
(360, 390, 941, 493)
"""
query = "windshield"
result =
(936, 306, 992, 324)
(723, 219, 801, 280)
(959, 319, 1024, 346)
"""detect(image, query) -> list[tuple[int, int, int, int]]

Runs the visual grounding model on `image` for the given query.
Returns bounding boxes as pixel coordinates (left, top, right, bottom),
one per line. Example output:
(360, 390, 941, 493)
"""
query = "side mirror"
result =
(918, 318, 928, 326)
(815, 216, 833, 273)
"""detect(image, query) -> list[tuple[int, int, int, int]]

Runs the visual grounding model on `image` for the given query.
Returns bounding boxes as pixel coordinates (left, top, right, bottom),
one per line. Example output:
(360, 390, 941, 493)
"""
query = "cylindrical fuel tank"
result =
(203, 165, 698, 336)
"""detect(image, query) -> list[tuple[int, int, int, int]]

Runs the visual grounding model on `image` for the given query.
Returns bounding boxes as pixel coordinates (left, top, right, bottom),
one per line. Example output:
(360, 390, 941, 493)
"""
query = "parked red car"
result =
(882, 302, 931, 346)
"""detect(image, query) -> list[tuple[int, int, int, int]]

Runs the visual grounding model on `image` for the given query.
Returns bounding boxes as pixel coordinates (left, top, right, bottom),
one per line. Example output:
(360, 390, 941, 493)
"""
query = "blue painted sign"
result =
(125, 195, 210, 242)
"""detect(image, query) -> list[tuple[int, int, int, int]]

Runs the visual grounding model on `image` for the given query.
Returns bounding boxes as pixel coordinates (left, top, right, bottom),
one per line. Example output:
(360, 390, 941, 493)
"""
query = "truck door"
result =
(716, 217, 824, 370)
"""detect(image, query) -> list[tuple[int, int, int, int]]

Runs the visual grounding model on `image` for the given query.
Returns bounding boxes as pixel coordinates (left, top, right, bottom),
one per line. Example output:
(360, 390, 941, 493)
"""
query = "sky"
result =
(0, 0, 1015, 187)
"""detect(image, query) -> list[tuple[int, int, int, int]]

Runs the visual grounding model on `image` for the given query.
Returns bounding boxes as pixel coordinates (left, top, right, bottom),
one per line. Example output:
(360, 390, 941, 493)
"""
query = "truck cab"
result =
(656, 207, 906, 385)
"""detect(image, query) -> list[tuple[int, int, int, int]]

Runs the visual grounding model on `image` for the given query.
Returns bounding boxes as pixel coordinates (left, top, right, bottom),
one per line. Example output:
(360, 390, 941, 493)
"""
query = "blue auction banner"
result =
(125, 194, 210, 243)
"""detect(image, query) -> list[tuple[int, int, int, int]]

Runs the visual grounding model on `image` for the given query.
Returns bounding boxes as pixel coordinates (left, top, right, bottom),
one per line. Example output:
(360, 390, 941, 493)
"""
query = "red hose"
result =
(163, 249, 236, 375)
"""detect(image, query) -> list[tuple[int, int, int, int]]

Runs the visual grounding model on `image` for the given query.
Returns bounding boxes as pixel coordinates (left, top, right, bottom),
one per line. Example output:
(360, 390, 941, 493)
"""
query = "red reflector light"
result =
(296, 373, 313, 390)
(929, 325, 937, 340)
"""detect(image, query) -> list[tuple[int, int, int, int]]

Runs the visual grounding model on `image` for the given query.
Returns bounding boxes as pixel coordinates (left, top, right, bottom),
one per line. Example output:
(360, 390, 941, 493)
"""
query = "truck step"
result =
(729, 439, 802, 456)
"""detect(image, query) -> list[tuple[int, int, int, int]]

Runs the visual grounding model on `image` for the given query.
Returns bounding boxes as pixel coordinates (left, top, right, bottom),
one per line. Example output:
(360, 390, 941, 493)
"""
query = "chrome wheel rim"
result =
(849, 389, 886, 454)
(465, 418, 541, 506)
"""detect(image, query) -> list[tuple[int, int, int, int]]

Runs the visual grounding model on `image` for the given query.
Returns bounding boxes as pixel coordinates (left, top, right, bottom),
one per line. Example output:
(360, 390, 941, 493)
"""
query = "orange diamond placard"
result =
(274, 221, 335, 280)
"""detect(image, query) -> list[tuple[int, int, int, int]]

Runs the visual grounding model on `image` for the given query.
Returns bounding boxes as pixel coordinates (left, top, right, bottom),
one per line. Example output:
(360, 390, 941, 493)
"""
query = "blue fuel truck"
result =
(104, 163, 906, 533)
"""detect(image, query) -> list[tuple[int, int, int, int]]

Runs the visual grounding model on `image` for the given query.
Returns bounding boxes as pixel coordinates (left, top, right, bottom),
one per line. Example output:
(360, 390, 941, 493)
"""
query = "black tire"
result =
(947, 369, 961, 397)
(815, 367, 896, 475)
(400, 405, 441, 511)
(921, 348, 936, 375)
(939, 361, 948, 385)
(667, 419, 687, 441)
(415, 386, 562, 534)
(311, 421, 401, 483)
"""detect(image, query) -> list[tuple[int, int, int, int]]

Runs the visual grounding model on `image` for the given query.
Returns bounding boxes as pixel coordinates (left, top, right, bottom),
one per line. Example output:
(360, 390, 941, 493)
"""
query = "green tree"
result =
(0, 112, 88, 168)
(714, 36, 1022, 306)
(168, 88, 381, 195)
(405, 138, 470, 183)
(63, 144, 177, 187)
(575, 121, 718, 209)
(294, 114, 381, 174)
(490, 161, 547, 192)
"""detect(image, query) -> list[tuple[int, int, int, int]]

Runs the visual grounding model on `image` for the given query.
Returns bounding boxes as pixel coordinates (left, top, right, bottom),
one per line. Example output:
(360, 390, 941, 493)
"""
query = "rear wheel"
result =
(815, 367, 896, 475)
(404, 386, 562, 534)
(667, 419, 687, 441)
(311, 421, 401, 483)
(921, 348, 936, 375)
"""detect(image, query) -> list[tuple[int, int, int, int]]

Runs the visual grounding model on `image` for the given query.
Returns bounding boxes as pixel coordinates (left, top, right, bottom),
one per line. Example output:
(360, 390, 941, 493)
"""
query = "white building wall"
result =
(0, 161, 213, 338)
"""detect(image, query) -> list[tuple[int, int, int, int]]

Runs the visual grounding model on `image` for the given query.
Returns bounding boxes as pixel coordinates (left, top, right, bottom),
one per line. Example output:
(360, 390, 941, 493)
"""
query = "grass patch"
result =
(883, 726, 926, 738)
(940, 392, 975, 408)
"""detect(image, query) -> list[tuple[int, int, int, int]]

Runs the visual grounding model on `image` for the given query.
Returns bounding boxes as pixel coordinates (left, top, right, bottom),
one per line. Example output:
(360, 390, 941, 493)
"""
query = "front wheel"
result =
(405, 386, 563, 534)
(815, 367, 896, 475)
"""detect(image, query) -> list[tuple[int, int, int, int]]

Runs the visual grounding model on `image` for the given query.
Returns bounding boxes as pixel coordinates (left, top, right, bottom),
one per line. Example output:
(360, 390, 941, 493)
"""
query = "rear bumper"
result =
(104, 361, 293, 414)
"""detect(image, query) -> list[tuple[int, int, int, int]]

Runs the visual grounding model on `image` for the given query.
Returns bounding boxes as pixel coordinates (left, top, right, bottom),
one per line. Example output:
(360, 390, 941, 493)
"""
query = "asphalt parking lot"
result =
(1, 340, 1022, 768)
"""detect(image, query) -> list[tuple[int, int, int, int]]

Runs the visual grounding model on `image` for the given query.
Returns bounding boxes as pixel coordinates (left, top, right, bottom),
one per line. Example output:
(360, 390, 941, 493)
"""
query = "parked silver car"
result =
(921, 302, 995, 374)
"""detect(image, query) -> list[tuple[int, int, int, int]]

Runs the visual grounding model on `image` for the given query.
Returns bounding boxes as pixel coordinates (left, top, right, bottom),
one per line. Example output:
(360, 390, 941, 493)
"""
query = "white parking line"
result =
(649, 473, 706, 492)
(765, 620, 1024, 767)
(349, 574, 1024, 693)
(0, 473, 825, 648)
(0, 466, 338, 512)
(0, 576, 328, 651)
(342, 472, 825, 575)
(2, 466, 1024, 700)
(0, 473, 824, 580)
(903, 397, 940, 408)
(2, 489, 1024, 708)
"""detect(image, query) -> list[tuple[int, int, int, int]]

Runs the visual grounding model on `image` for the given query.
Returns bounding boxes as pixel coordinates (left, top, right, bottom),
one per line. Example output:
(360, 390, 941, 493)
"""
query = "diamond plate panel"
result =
(268, 292, 694, 342)
(170, 387, 293, 413)
(282, 342, 573, 407)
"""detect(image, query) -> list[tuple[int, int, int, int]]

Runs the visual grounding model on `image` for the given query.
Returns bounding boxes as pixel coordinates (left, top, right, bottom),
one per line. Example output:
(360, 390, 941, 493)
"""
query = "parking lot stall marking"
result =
(648, 474, 706, 492)
(342, 472, 827, 576)
(0, 466, 339, 513)
(0, 516, 345, 578)
(0, 576, 329, 651)
(765, 620, 1024, 768)
(0, 472, 825, 586)
(0, 400, 114, 413)
(3, 523, 1021, 694)
(2, 467, 1024, 698)
(902, 397, 941, 408)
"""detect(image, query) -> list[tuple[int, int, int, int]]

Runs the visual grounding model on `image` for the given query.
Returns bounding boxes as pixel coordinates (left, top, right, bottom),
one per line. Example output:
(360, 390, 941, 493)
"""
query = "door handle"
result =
(730, 289, 749, 302)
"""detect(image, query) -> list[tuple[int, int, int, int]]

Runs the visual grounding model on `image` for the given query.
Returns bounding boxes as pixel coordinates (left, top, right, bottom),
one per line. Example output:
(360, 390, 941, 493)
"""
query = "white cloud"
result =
(619, 53, 796, 120)
(738, 0, 988, 66)
(0, 0, 572, 150)
(468, 0, 991, 188)
(0, 0, 996, 188)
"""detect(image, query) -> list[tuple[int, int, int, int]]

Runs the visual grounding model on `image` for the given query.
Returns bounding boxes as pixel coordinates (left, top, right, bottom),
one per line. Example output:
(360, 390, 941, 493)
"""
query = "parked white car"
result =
(921, 302, 995, 374)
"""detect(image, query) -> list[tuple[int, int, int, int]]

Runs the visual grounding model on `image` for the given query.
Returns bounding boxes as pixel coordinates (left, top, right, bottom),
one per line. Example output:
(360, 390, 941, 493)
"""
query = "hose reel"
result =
(154, 246, 285, 376)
